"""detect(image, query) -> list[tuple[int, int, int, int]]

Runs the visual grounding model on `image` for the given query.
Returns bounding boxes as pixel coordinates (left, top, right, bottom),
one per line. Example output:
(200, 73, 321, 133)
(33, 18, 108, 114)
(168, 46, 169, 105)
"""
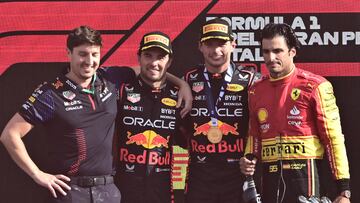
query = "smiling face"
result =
(262, 35, 296, 79)
(138, 47, 172, 87)
(66, 43, 101, 86)
(199, 38, 235, 73)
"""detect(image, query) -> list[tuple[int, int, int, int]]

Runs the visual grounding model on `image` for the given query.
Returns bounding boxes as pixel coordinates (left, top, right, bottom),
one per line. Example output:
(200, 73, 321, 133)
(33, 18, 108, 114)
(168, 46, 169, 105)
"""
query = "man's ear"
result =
(231, 40, 236, 48)
(198, 41, 202, 51)
(66, 48, 71, 59)
(167, 56, 173, 68)
(289, 47, 296, 58)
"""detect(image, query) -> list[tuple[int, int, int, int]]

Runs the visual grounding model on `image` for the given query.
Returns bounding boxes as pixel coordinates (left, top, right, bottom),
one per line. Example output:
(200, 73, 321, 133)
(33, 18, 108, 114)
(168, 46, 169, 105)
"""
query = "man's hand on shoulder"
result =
(176, 80, 193, 118)
(165, 73, 193, 118)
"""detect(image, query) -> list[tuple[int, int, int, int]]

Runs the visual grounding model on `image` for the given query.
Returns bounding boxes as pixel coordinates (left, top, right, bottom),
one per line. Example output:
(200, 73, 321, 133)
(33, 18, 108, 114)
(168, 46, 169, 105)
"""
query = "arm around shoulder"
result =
(166, 72, 193, 118)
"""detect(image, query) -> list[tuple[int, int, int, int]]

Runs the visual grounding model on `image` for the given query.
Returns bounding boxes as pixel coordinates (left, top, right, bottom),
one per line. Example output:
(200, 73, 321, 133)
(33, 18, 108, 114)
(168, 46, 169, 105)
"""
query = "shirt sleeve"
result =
(18, 84, 55, 125)
(313, 81, 350, 187)
(244, 87, 261, 159)
(104, 66, 136, 86)
(174, 114, 192, 149)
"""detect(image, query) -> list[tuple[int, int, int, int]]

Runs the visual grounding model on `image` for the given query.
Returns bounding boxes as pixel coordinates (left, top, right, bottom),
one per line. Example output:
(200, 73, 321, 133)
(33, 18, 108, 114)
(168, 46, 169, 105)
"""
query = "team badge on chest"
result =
(62, 90, 76, 101)
(192, 82, 204, 93)
(226, 84, 244, 92)
(127, 93, 141, 103)
(291, 88, 301, 100)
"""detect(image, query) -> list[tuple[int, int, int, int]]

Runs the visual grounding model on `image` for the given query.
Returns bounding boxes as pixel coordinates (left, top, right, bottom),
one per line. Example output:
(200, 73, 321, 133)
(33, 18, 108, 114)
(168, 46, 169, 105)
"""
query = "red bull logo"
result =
(191, 139, 243, 153)
(193, 120, 239, 136)
(126, 130, 169, 149)
(120, 149, 170, 166)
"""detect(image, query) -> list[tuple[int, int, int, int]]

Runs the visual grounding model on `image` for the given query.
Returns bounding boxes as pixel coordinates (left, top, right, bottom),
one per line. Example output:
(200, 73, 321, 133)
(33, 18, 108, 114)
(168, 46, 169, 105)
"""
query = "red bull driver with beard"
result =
(181, 18, 259, 203)
(114, 31, 182, 203)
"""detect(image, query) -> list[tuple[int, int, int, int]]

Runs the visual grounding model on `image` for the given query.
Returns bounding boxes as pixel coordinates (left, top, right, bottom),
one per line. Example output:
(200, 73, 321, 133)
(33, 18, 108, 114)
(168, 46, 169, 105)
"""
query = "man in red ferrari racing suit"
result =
(240, 23, 351, 203)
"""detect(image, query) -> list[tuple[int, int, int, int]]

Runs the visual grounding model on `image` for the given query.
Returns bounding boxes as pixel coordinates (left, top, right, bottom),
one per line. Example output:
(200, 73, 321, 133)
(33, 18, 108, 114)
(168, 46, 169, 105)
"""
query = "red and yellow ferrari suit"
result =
(245, 67, 350, 202)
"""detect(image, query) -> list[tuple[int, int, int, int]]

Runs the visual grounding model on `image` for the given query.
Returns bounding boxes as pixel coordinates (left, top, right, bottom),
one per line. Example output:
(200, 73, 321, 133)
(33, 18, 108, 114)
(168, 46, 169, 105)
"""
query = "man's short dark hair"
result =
(67, 25, 102, 51)
(261, 23, 300, 51)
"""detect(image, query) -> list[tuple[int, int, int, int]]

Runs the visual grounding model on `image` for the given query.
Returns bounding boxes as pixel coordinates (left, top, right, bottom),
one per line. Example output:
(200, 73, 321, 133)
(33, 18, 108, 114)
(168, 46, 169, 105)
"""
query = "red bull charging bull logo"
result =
(126, 130, 169, 149)
(194, 120, 239, 136)
(192, 120, 243, 153)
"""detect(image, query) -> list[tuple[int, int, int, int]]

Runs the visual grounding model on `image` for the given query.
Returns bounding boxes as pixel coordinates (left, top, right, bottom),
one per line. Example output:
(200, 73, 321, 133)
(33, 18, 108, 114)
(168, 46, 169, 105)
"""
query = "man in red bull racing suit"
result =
(115, 31, 183, 203)
(240, 23, 351, 203)
(181, 18, 259, 203)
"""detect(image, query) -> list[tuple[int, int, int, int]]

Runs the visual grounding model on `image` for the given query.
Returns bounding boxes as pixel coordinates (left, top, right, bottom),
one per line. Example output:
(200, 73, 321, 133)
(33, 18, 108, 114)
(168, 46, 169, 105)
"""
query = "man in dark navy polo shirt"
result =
(0, 25, 192, 203)
(0, 25, 133, 203)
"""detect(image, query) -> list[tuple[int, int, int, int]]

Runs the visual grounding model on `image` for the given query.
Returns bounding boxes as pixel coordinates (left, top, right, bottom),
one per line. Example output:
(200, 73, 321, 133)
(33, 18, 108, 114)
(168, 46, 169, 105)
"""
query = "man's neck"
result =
(205, 63, 230, 74)
(140, 75, 166, 89)
(65, 72, 92, 88)
(270, 64, 295, 79)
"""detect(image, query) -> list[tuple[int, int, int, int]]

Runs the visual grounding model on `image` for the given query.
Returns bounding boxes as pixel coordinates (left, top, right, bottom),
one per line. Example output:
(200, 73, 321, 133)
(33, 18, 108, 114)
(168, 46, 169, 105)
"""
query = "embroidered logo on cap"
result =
(144, 34, 169, 46)
(203, 23, 228, 34)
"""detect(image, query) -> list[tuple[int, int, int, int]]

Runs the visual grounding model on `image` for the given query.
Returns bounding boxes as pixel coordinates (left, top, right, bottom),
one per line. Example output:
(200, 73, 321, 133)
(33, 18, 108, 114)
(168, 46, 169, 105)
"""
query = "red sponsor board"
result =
(0, 1, 212, 75)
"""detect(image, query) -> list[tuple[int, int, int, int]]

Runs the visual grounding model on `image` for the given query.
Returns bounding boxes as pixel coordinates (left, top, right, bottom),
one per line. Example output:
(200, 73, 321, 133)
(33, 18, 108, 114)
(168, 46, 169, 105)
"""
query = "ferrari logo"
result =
(291, 88, 301, 100)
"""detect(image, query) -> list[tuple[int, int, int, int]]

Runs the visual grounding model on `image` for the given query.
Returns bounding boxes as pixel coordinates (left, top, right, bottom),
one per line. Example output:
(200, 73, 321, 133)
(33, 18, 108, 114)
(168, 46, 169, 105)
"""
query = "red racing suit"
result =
(245, 67, 350, 203)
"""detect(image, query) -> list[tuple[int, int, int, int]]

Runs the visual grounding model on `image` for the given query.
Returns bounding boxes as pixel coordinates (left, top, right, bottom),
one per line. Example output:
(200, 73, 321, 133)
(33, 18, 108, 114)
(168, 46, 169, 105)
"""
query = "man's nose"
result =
(85, 55, 96, 65)
(213, 46, 223, 54)
(151, 59, 160, 66)
(269, 52, 277, 61)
